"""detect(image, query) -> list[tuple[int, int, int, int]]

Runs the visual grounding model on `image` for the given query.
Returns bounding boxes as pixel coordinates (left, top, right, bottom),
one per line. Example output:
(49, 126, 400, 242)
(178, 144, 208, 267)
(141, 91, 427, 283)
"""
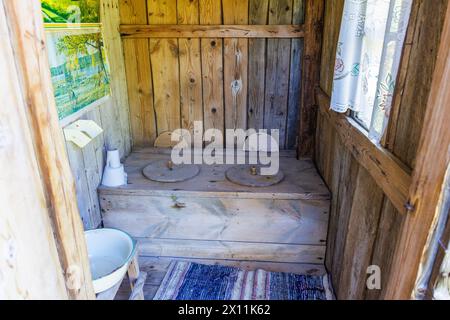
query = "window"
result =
(330, 0, 413, 141)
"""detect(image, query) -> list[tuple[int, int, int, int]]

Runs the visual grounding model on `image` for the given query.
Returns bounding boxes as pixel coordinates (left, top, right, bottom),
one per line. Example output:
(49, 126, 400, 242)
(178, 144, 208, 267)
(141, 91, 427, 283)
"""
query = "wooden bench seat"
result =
(99, 148, 330, 273)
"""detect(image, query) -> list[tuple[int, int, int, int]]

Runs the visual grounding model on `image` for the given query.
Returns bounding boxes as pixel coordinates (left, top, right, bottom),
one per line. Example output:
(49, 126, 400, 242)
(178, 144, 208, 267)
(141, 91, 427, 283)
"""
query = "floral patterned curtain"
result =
(330, 0, 413, 142)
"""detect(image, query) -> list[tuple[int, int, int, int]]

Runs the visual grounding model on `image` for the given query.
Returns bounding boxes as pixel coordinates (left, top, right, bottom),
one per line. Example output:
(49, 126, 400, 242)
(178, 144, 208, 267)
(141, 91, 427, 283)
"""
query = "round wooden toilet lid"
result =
(225, 165, 284, 187)
(142, 159, 200, 183)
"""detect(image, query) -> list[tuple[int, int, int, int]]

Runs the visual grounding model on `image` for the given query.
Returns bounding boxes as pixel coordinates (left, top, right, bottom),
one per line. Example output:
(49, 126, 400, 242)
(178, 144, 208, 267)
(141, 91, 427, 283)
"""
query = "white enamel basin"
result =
(85, 228, 136, 294)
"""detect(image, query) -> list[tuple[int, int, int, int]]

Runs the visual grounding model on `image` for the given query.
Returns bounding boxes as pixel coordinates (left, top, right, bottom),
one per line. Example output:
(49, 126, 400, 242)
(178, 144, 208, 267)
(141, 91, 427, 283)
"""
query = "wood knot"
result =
(231, 80, 242, 95)
(170, 44, 180, 57)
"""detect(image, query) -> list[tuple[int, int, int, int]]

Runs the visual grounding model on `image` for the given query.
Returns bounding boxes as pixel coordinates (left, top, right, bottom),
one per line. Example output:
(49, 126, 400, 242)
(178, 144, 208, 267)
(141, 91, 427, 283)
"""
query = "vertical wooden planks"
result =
(65, 142, 93, 229)
(120, 0, 156, 146)
(99, 98, 120, 151)
(264, 0, 293, 148)
(148, 0, 181, 134)
(389, 0, 448, 168)
(119, 0, 306, 150)
(315, 111, 324, 173)
(386, 1, 450, 298)
(223, 0, 249, 139)
(248, 0, 269, 131)
(65, 107, 106, 230)
(329, 149, 359, 293)
(101, 0, 132, 155)
(63, 1, 134, 232)
(336, 169, 384, 299)
(177, 0, 203, 132)
(298, 0, 324, 157)
(200, 0, 224, 134)
(322, 114, 335, 184)
(315, 0, 450, 300)
(77, 111, 103, 229)
(315, 0, 346, 218)
(324, 133, 344, 272)
(382, 0, 420, 149)
(319, 0, 344, 96)
(286, 0, 304, 149)
(365, 199, 405, 300)
(80, 110, 105, 229)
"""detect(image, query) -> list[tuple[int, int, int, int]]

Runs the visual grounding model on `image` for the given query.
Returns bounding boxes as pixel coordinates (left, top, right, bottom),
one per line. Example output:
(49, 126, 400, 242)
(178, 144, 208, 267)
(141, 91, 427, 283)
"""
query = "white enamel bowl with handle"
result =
(85, 228, 136, 294)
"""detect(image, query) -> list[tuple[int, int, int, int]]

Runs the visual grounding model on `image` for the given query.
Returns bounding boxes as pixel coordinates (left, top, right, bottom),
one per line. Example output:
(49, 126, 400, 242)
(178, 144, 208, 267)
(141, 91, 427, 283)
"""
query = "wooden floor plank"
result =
(138, 238, 325, 264)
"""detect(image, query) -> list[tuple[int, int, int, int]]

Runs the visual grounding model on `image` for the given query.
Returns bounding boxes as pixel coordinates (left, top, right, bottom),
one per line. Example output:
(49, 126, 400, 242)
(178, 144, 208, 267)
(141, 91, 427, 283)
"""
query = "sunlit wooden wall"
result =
(316, 0, 449, 299)
(65, 0, 132, 230)
(119, 0, 305, 150)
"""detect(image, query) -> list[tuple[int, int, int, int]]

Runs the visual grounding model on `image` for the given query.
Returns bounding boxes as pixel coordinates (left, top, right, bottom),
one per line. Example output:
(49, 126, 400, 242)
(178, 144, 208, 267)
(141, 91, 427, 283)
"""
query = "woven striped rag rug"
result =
(154, 261, 334, 300)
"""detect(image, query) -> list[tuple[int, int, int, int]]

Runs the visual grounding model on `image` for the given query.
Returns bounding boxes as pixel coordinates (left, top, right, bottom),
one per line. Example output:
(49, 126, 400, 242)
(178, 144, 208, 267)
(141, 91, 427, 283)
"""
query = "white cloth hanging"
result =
(330, 0, 413, 142)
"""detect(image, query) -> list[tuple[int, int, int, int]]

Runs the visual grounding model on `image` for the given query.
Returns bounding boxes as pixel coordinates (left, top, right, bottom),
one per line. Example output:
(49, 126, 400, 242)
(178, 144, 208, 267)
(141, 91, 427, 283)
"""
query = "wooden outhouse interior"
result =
(2, 0, 450, 300)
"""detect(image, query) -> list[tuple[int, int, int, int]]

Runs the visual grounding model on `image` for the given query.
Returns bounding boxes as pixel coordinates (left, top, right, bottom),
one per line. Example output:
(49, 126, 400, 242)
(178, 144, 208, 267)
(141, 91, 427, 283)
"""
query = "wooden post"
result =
(385, 2, 450, 300)
(0, 1, 68, 299)
(298, 0, 325, 158)
(127, 249, 145, 300)
(100, 0, 132, 156)
(2, 0, 95, 299)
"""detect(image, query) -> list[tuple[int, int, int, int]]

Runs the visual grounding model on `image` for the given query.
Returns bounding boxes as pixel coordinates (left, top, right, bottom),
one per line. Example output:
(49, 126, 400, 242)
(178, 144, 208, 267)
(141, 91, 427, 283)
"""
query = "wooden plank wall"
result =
(386, 3, 450, 298)
(316, 0, 449, 299)
(119, 0, 305, 150)
(65, 0, 132, 230)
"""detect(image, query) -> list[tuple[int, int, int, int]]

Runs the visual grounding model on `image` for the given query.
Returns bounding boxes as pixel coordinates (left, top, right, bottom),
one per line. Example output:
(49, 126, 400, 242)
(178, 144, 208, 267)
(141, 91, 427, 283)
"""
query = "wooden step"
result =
(137, 238, 325, 264)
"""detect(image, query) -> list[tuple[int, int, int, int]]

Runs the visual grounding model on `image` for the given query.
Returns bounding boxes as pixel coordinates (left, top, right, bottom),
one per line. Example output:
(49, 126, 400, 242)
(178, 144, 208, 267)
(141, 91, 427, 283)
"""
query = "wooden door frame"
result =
(2, 0, 95, 299)
(384, 1, 450, 300)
